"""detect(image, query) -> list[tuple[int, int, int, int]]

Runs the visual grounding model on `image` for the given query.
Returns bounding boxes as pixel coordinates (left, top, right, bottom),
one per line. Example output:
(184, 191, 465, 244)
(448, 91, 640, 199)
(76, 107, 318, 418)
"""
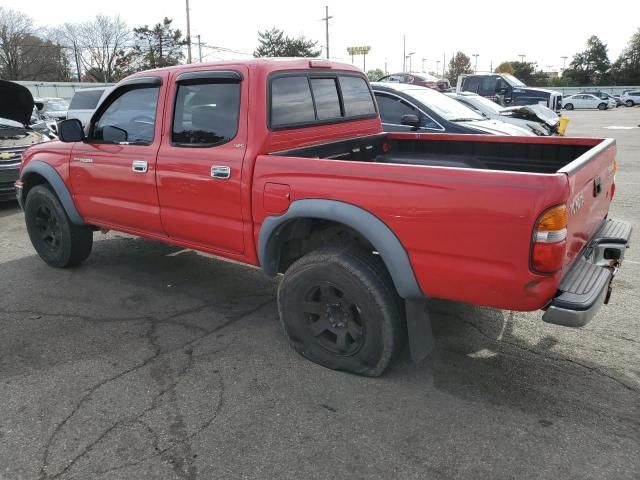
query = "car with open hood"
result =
(447, 91, 561, 135)
(372, 82, 534, 136)
(0, 80, 49, 202)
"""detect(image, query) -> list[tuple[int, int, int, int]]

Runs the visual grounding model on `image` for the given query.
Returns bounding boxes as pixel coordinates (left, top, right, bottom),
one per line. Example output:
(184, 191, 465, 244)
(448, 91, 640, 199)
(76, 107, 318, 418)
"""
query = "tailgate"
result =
(559, 138, 617, 270)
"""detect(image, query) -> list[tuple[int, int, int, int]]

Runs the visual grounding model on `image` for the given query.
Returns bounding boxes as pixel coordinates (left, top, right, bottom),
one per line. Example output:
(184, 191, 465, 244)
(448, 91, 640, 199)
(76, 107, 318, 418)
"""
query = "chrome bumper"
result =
(543, 219, 632, 328)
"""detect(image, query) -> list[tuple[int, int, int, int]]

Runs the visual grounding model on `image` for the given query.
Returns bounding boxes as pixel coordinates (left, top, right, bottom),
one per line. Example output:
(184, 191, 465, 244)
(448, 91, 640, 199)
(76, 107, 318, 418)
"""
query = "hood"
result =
(458, 119, 535, 136)
(0, 80, 35, 126)
(501, 104, 559, 127)
(513, 86, 560, 97)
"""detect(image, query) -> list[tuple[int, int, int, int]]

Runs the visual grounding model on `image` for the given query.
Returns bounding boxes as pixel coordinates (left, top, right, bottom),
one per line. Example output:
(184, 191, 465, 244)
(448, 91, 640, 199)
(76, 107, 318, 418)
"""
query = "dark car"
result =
(458, 73, 563, 113)
(579, 91, 622, 107)
(371, 82, 534, 136)
(0, 80, 49, 202)
(377, 72, 451, 92)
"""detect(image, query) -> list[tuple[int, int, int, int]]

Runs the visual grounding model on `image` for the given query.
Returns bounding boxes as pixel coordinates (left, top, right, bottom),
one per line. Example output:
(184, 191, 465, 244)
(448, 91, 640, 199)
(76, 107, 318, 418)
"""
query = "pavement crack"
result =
(458, 318, 640, 394)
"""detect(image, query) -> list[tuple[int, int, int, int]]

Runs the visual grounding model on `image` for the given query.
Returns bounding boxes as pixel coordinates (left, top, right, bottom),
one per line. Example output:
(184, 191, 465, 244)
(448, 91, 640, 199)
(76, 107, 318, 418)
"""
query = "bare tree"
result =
(58, 14, 131, 82)
(0, 8, 70, 81)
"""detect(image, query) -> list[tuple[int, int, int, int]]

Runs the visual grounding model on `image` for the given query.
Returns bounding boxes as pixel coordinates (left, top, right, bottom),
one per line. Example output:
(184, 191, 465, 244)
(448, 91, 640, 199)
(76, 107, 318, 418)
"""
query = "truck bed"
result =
(271, 132, 599, 174)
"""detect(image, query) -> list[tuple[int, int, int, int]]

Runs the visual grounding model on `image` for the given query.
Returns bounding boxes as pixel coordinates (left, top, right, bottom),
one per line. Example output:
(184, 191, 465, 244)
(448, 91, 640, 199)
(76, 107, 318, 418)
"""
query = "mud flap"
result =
(405, 299, 434, 363)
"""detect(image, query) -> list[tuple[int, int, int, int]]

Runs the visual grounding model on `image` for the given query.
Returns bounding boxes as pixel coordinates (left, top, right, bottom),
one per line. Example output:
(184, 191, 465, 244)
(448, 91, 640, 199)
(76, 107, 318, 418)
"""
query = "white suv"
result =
(621, 90, 640, 107)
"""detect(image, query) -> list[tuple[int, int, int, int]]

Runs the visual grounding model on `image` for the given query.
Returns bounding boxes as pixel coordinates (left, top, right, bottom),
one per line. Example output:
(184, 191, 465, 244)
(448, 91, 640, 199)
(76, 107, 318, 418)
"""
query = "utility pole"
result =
(321, 6, 333, 59)
(421, 58, 426, 72)
(472, 54, 479, 73)
(73, 44, 81, 82)
(437, 60, 441, 77)
(403, 35, 406, 71)
(186, 0, 192, 64)
(384, 58, 388, 74)
(197, 34, 203, 62)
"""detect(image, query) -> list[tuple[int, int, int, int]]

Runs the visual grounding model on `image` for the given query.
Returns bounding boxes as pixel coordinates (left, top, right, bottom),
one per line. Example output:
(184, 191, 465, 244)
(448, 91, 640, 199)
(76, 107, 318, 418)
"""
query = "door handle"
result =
(132, 160, 148, 173)
(211, 166, 231, 180)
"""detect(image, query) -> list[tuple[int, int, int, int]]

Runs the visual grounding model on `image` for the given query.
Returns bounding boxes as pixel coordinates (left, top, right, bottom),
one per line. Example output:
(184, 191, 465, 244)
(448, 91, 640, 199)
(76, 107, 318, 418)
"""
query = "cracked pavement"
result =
(1, 108, 639, 479)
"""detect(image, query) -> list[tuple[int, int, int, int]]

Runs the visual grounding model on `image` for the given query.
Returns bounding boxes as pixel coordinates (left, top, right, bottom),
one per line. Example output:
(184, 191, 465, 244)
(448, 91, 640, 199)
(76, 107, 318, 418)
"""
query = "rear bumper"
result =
(543, 219, 632, 327)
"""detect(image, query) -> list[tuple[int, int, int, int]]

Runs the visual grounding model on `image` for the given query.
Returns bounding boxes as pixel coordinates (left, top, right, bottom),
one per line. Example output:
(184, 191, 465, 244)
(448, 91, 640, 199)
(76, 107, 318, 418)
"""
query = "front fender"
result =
(20, 160, 84, 225)
(258, 199, 423, 299)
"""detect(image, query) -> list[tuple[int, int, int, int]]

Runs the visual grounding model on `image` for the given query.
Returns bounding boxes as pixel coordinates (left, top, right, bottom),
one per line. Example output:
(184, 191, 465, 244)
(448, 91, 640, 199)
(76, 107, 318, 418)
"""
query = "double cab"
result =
(16, 59, 631, 376)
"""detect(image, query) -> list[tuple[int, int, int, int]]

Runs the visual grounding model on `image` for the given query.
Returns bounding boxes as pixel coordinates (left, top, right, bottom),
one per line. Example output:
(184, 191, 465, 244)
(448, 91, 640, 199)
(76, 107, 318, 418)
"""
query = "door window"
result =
(463, 77, 480, 93)
(375, 93, 417, 124)
(93, 86, 159, 144)
(480, 76, 498, 94)
(172, 81, 241, 146)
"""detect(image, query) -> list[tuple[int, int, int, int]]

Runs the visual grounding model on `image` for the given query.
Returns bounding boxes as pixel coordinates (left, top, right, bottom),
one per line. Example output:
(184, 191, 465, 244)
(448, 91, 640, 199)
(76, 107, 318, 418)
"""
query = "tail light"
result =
(531, 204, 568, 274)
(611, 159, 617, 200)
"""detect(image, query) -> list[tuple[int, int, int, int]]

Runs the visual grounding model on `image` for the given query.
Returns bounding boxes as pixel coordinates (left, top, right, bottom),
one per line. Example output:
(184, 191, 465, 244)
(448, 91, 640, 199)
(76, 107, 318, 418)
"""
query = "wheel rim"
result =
(302, 281, 365, 355)
(34, 204, 61, 251)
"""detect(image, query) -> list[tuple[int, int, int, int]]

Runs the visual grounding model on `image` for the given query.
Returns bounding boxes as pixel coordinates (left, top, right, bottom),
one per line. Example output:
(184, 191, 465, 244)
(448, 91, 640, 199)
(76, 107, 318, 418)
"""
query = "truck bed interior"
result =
(271, 133, 596, 174)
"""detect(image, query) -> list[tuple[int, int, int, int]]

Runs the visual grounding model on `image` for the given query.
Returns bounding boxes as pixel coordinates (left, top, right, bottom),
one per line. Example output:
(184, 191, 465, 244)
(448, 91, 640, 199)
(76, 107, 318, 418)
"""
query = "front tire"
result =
(598, 103, 607, 110)
(278, 245, 404, 376)
(626, 100, 634, 107)
(25, 185, 93, 268)
(564, 103, 574, 110)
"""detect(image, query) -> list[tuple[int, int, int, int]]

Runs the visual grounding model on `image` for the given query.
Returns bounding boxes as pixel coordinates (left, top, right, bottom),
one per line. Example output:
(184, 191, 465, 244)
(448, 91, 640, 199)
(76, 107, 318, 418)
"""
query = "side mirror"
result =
(58, 119, 85, 143)
(102, 125, 128, 143)
(400, 114, 421, 128)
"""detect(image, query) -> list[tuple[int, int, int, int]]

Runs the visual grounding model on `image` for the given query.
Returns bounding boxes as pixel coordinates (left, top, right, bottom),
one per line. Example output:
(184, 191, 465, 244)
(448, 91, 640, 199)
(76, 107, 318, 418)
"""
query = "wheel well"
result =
(274, 218, 375, 274)
(21, 172, 48, 200)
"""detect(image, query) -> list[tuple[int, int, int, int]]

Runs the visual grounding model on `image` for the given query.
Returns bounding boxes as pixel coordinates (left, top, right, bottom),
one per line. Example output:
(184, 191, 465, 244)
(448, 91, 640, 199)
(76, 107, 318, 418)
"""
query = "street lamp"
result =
(406, 52, 415, 72)
(561, 56, 568, 71)
(472, 54, 479, 73)
(436, 60, 441, 77)
(421, 58, 426, 73)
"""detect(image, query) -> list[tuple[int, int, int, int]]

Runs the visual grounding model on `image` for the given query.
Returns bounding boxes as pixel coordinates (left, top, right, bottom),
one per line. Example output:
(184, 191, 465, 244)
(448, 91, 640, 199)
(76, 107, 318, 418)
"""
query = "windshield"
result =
(464, 95, 504, 114)
(46, 102, 68, 112)
(405, 88, 484, 121)
(501, 74, 526, 87)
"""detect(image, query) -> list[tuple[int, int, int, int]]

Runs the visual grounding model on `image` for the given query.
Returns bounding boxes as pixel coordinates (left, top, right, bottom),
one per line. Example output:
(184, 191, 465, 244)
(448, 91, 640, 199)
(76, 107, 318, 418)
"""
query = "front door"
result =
(156, 67, 248, 255)
(70, 77, 165, 235)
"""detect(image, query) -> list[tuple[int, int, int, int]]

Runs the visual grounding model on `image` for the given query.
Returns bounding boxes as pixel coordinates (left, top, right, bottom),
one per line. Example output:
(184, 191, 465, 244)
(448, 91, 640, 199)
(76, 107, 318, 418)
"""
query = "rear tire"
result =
(278, 245, 404, 376)
(626, 100, 634, 107)
(25, 185, 93, 268)
(598, 103, 607, 110)
(564, 103, 574, 110)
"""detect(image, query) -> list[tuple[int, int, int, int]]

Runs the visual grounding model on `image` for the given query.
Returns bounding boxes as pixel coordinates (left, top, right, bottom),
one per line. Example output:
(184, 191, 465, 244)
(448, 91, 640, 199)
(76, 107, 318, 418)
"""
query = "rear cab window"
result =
(269, 72, 377, 129)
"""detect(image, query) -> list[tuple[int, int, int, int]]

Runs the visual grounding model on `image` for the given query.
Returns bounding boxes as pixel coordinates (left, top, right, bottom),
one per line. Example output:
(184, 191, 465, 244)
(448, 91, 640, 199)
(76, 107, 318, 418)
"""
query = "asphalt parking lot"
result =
(1, 107, 639, 480)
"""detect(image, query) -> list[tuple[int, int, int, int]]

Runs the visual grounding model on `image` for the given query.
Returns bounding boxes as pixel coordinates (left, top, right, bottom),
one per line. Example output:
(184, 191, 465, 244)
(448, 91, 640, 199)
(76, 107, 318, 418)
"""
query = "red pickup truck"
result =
(15, 59, 631, 376)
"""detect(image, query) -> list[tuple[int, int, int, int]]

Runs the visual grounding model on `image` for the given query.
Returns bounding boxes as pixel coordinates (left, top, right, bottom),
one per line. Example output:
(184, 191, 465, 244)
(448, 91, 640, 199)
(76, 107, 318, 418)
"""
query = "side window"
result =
(310, 78, 341, 120)
(93, 86, 159, 144)
(69, 90, 104, 110)
(463, 77, 480, 93)
(480, 76, 498, 94)
(271, 76, 315, 127)
(375, 93, 417, 124)
(339, 75, 376, 117)
(172, 81, 241, 146)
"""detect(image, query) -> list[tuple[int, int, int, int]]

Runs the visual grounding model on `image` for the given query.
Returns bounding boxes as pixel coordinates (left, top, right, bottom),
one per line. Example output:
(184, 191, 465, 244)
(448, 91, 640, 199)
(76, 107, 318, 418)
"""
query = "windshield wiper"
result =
(449, 117, 482, 122)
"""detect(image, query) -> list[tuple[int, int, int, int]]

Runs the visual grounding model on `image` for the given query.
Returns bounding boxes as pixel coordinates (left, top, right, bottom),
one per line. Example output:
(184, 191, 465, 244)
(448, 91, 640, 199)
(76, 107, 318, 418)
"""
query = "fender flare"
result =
(258, 199, 423, 299)
(20, 160, 85, 225)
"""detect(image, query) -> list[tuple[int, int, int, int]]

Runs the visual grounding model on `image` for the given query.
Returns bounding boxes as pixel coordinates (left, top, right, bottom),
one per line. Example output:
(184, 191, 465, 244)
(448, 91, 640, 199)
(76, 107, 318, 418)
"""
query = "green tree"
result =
(445, 51, 473, 86)
(366, 68, 384, 82)
(563, 35, 611, 86)
(611, 29, 640, 85)
(253, 27, 320, 58)
(126, 17, 185, 72)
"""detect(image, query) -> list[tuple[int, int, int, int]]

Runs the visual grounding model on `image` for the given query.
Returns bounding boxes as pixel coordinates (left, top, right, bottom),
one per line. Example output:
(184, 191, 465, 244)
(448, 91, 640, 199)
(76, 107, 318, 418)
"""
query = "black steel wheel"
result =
(25, 185, 93, 268)
(278, 245, 404, 376)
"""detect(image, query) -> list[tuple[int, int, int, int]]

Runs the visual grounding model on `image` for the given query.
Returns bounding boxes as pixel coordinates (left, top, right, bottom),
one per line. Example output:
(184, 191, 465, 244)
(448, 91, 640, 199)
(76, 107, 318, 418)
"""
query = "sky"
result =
(3, 0, 638, 76)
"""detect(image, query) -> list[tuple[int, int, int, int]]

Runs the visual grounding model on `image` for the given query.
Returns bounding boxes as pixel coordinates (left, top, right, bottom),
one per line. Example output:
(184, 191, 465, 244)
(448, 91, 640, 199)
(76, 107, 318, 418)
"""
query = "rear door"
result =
(70, 77, 165, 234)
(155, 67, 248, 255)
